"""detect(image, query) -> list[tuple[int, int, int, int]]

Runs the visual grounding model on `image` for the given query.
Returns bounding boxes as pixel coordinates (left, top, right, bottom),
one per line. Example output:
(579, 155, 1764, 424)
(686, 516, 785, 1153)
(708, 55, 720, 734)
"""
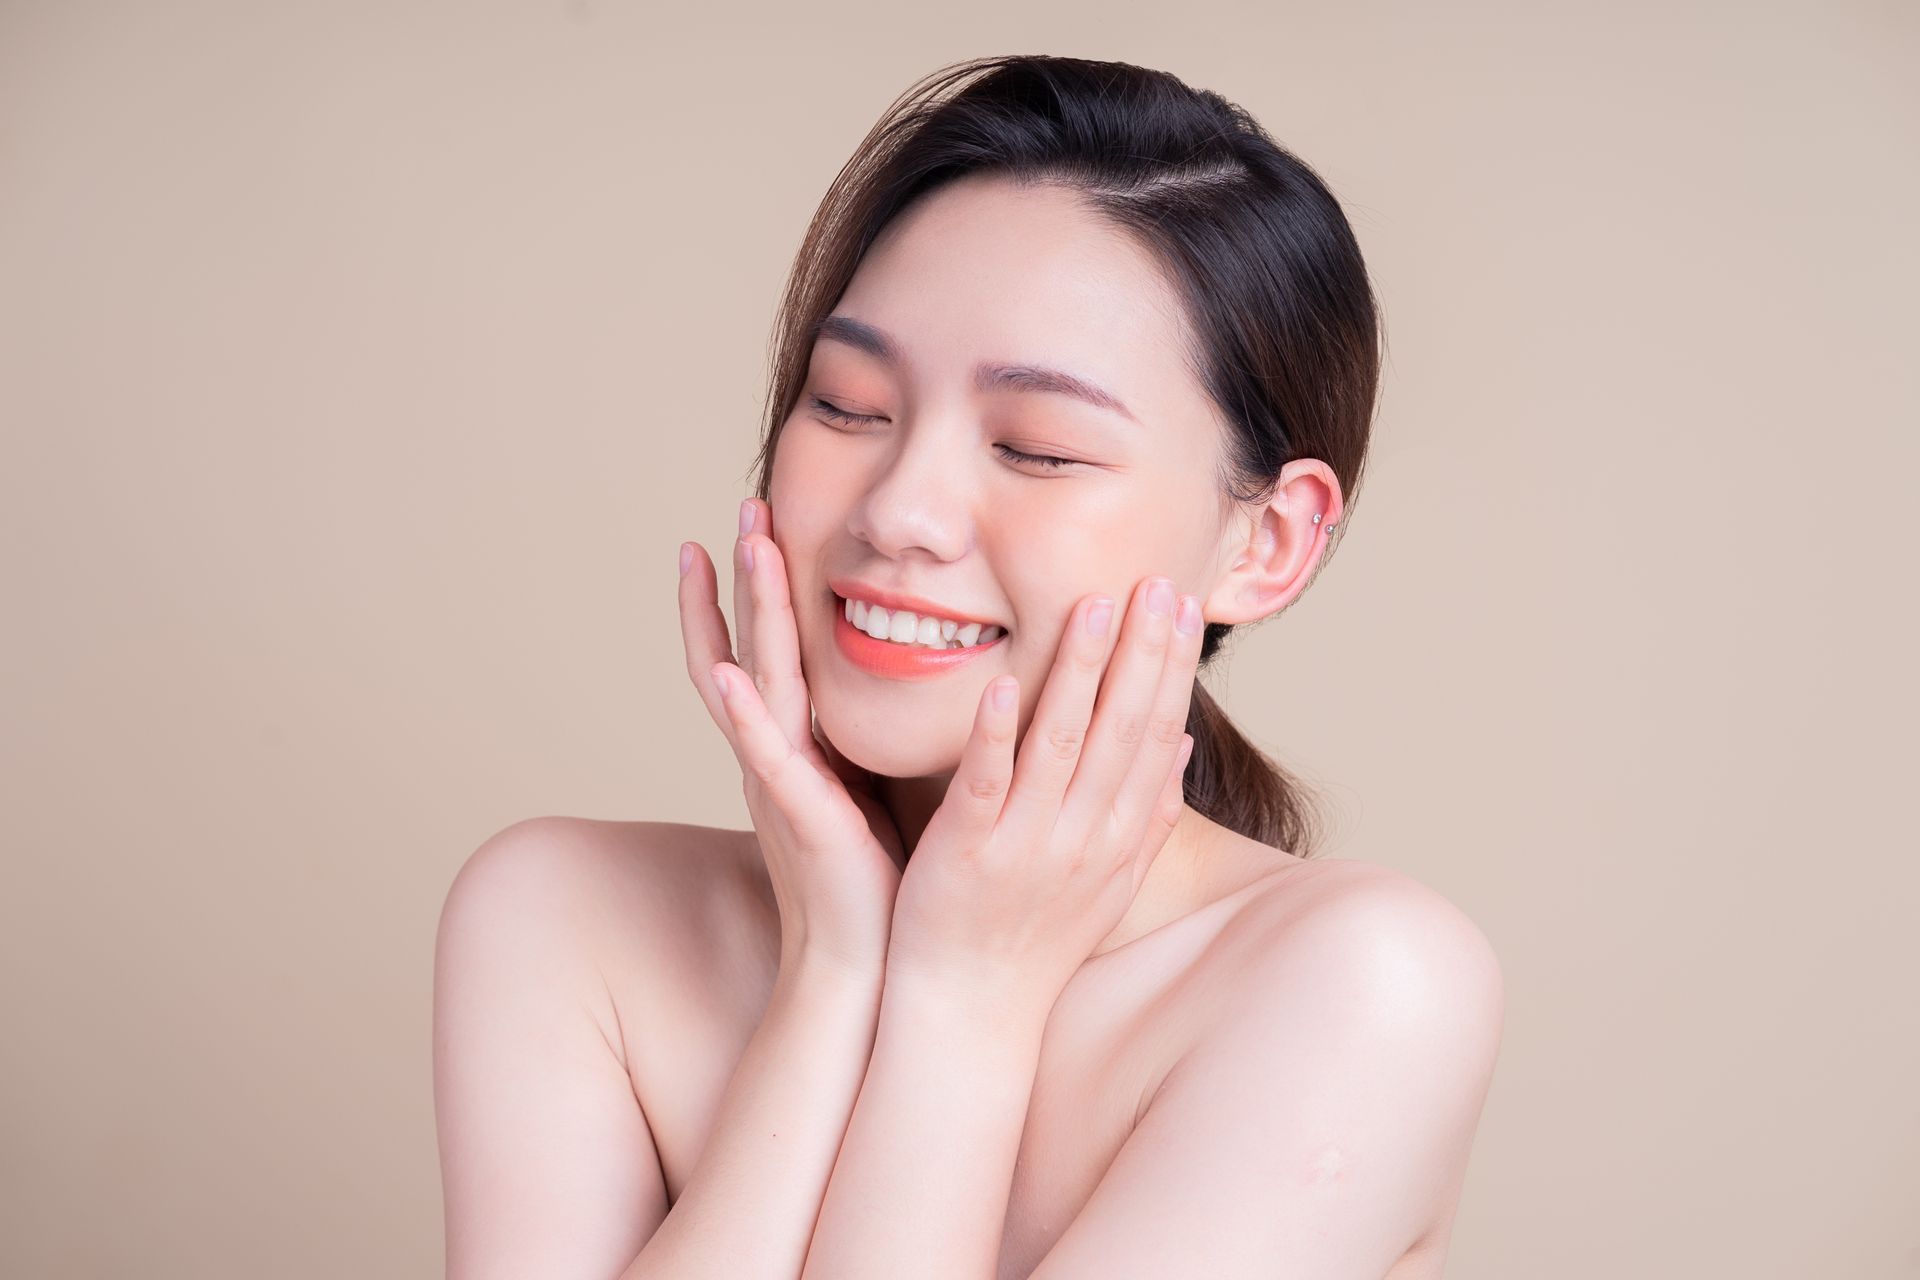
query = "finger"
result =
(732, 498, 760, 678)
(1130, 733, 1194, 896)
(678, 540, 742, 752)
(1060, 575, 1176, 834)
(998, 591, 1118, 837)
(812, 710, 867, 791)
(738, 528, 815, 756)
(929, 675, 1021, 843)
(1111, 592, 1208, 839)
(710, 660, 840, 835)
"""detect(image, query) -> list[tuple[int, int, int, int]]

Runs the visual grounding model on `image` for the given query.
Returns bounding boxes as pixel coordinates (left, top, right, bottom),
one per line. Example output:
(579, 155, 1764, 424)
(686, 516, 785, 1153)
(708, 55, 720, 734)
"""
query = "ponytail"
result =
(1180, 626, 1326, 857)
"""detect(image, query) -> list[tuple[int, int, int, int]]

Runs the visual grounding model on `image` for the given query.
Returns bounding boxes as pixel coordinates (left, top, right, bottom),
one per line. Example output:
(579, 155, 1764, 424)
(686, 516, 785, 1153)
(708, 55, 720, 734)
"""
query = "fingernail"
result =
(740, 538, 755, 572)
(712, 665, 732, 696)
(1176, 595, 1202, 634)
(679, 542, 693, 577)
(992, 676, 1016, 712)
(1147, 578, 1174, 616)
(739, 499, 755, 536)
(1087, 596, 1114, 637)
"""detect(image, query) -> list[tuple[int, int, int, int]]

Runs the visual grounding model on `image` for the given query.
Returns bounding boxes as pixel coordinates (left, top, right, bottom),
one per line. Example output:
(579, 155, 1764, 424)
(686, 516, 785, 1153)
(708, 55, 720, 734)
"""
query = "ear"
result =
(1202, 460, 1343, 627)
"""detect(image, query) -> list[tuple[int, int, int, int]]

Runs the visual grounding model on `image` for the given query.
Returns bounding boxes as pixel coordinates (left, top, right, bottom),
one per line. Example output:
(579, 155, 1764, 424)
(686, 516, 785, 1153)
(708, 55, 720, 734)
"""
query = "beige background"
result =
(3, 1, 1915, 1275)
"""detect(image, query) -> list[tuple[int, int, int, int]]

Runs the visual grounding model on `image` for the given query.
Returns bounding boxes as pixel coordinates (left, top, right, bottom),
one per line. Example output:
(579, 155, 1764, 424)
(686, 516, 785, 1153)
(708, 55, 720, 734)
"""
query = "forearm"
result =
(800, 969, 1052, 1280)
(621, 955, 883, 1280)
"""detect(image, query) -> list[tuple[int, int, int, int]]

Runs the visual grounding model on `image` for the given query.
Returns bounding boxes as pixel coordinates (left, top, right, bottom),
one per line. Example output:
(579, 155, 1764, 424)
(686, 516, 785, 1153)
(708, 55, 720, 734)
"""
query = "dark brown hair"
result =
(748, 55, 1382, 858)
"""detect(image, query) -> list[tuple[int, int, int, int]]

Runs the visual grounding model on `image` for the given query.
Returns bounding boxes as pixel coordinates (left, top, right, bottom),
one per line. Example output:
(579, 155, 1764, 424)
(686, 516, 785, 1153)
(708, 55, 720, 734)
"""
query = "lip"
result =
(827, 577, 1005, 631)
(832, 597, 1008, 681)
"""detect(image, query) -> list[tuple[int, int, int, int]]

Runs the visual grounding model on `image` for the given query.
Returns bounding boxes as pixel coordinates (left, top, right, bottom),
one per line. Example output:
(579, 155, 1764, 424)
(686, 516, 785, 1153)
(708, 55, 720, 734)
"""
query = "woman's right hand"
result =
(677, 497, 905, 984)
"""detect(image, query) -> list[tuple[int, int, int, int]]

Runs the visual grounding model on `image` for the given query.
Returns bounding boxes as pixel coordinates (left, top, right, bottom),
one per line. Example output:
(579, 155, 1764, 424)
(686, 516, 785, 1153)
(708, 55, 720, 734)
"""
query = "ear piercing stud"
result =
(1313, 512, 1336, 532)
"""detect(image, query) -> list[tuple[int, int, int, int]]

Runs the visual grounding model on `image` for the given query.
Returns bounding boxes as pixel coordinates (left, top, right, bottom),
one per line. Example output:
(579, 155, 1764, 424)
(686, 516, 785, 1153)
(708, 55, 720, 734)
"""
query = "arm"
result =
(799, 874, 1505, 1280)
(624, 952, 885, 1279)
(799, 966, 1052, 1280)
(435, 820, 673, 1279)
(1025, 878, 1506, 1279)
(433, 818, 885, 1280)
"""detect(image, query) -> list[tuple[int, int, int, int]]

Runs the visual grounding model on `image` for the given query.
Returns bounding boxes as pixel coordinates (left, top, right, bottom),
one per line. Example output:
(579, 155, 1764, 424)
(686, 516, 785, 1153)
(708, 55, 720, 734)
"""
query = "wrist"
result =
(777, 946, 887, 1010)
(880, 958, 1058, 1048)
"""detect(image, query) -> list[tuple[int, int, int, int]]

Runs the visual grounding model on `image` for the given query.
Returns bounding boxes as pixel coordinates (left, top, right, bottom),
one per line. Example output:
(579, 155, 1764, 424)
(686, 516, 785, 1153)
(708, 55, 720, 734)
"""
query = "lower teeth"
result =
(885, 637, 971, 651)
(871, 630, 989, 651)
(841, 597, 1003, 650)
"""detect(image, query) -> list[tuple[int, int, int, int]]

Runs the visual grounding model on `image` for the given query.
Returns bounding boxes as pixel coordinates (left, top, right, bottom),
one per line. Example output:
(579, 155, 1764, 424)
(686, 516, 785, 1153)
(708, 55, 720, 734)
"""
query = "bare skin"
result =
(435, 813, 1500, 1278)
(434, 173, 1504, 1276)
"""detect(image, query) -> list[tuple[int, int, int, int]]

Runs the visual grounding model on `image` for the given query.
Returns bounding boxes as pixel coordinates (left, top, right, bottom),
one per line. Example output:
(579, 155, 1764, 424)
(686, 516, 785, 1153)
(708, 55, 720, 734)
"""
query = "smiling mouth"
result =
(832, 592, 1010, 651)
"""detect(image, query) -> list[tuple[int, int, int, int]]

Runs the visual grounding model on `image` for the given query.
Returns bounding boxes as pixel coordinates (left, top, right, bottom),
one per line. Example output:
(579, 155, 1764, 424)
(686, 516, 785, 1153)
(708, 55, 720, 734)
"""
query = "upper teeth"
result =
(842, 596, 1005, 650)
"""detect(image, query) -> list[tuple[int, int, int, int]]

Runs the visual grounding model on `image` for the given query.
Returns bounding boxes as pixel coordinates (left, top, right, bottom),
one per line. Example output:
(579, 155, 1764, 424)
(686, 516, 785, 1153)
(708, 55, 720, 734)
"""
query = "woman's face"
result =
(769, 174, 1271, 780)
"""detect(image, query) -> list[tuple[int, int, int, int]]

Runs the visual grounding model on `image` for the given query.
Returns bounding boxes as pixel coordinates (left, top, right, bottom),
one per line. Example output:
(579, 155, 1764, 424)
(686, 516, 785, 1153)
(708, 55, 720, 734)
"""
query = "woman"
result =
(434, 54, 1504, 1279)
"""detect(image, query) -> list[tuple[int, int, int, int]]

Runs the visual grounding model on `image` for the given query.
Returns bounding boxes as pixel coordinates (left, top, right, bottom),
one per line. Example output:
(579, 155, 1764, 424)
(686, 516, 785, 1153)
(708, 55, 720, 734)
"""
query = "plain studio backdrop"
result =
(2, 1, 1914, 1276)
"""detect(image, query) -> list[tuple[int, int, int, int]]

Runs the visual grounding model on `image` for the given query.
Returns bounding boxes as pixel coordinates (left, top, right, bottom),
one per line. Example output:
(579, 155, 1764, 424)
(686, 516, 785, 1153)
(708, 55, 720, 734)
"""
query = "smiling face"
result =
(768, 173, 1243, 780)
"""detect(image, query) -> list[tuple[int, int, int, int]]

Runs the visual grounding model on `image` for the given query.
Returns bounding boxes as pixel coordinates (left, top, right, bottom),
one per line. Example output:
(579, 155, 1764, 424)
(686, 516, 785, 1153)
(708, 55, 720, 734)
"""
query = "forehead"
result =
(824, 176, 1205, 414)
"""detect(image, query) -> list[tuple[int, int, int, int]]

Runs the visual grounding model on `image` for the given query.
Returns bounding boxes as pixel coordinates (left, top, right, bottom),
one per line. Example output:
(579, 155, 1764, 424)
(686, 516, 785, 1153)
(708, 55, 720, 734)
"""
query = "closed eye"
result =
(807, 396, 1081, 472)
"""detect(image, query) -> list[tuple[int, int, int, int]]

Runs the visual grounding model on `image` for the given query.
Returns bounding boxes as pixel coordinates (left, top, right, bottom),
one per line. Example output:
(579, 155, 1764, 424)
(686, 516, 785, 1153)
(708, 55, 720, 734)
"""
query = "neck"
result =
(872, 771, 951, 861)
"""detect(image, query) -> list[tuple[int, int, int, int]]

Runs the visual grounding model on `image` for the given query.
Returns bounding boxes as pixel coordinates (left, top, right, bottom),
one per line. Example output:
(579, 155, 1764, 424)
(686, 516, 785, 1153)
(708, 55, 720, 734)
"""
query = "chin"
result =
(812, 698, 971, 781)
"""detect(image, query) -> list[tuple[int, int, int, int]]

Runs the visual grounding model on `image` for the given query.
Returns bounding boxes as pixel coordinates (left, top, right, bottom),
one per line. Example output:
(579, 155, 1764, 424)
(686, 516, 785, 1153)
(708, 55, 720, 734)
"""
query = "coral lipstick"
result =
(833, 600, 1007, 680)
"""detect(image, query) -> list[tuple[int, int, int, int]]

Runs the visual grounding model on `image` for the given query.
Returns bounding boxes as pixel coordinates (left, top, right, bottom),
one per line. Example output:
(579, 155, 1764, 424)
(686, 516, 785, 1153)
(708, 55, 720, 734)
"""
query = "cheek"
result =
(768, 446, 843, 551)
(769, 423, 860, 514)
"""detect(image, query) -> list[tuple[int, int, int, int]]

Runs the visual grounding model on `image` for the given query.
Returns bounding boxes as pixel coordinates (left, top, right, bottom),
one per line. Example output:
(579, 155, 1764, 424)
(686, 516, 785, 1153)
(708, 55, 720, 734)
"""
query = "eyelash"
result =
(807, 396, 1079, 471)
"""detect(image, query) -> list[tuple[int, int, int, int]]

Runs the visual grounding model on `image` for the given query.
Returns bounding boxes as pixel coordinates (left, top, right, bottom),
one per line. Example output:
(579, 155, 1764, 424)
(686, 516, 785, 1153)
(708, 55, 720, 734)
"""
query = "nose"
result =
(845, 419, 977, 561)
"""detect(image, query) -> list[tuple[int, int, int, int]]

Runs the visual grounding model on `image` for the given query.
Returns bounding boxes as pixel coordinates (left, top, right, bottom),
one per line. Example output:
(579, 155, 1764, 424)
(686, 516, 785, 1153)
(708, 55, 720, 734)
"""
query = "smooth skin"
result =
(706, 503, 1204, 1278)
(712, 508, 1200, 1006)
(433, 173, 1504, 1279)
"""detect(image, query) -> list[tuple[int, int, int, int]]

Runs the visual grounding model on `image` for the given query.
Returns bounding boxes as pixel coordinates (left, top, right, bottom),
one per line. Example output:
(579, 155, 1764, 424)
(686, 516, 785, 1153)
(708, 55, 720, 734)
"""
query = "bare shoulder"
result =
(1188, 858, 1503, 1270)
(445, 816, 761, 935)
(433, 816, 741, 1276)
(433, 817, 771, 1274)
(1223, 855, 1506, 1039)
(1015, 857, 1505, 1276)
(1210, 855, 1508, 1214)
(440, 817, 770, 1042)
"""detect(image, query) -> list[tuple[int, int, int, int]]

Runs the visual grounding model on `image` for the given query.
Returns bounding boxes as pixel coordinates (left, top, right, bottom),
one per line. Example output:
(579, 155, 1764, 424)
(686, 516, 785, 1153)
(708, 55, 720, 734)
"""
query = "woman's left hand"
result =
(884, 575, 1206, 1010)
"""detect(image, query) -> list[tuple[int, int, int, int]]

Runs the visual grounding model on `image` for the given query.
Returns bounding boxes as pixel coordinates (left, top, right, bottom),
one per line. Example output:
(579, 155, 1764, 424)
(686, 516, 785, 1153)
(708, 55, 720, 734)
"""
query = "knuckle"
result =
(1044, 719, 1088, 762)
(1108, 711, 1149, 749)
(1150, 717, 1187, 750)
(750, 742, 797, 789)
(966, 772, 1008, 804)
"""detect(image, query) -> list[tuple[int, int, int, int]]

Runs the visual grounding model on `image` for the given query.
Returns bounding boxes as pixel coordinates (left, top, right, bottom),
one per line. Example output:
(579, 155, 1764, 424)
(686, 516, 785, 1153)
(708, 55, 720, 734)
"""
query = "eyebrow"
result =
(807, 313, 1137, 424)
